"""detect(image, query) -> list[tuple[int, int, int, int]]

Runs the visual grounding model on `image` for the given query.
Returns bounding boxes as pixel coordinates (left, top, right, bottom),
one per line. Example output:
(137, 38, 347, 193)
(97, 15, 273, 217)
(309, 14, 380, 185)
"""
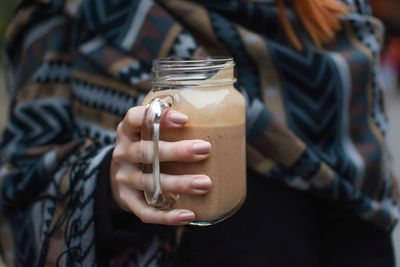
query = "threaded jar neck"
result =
(152, 57, 236, 90)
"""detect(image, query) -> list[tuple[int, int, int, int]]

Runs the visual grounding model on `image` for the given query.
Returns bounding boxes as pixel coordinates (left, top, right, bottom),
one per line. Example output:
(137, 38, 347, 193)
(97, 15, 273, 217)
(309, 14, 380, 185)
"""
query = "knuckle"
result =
(163, 175, 189, 193)
(118, 196, 130, 211)
(117, 190, 127, 204)
(125, 107, 138, 125)
(177, 178, 191, 193)
(126, 107, 135, 119)
(114, 170, 125, 183)
(129, 142, 141, 158)
(116, 122, 124, 134)
(112, 147, 125, 161)
(174, 142, 189, 159)
(138, 210, 150, 224)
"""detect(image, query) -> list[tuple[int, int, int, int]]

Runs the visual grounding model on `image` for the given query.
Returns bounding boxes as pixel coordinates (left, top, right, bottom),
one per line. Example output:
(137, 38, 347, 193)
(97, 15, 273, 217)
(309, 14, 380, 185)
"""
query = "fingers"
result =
(115, 164, 212, 195)
(112, 167, 211, 225)
(121, 107, 188, 138)
(113, 106, 212, 226)
(117, 106, 209, 163)
(160, 174, 212, 195)
(158, 140, 211, 162)
(110, 161, 205, 225)
(116, 139, 211, 164)
(121, 106, 146, 136)
(125, 190, 196, 225)
(161, 110, 189, 128)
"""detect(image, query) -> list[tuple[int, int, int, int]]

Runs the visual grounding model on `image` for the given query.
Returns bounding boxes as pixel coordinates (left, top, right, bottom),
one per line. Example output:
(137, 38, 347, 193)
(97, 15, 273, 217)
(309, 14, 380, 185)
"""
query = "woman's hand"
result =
(110, 106, 212, 226)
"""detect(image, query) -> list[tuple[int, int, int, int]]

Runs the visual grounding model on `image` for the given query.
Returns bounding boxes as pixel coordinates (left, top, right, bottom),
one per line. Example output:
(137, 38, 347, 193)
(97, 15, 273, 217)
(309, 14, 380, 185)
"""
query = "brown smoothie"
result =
(142, 81, 246, 224)
(161, 123, 246, 223)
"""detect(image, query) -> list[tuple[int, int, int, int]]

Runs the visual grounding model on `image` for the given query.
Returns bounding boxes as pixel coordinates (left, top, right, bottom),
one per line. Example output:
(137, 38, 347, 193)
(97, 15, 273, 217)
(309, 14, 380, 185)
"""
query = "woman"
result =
(0, 0, 398, 266)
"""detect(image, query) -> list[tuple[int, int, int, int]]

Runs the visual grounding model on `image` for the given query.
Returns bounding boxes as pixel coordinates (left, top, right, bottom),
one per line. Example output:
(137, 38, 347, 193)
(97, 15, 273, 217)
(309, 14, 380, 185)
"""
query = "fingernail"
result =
(193, 142, 211, 155)
(179, 211, 195, 223)
(192, 176, 212, 191)
(168, 111, 188, 125)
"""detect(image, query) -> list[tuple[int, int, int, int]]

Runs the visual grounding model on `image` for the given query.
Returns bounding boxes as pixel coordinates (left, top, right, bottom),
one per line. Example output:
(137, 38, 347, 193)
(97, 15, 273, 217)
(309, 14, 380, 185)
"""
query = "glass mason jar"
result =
(141, 57, 246, 225)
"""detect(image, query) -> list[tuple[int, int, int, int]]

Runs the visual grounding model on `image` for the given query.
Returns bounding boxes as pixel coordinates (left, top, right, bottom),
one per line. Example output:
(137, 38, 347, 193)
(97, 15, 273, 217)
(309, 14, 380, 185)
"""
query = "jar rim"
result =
(152, 56, 234, 71)
(152, 56, 236, 88)
(154, 56, 233, 63)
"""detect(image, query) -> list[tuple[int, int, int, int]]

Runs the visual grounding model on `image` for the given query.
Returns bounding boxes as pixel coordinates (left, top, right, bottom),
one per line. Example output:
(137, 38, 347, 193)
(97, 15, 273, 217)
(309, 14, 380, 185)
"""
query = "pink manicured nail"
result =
(192, 176, 212, 191)
(168, 111, 188, 125)
(193, 142, 211, 155)
(179, 211, 195, 223)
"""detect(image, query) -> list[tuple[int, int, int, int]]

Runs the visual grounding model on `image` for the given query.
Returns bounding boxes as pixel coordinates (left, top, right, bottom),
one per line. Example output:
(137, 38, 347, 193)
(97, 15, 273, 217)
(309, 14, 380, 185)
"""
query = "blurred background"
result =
(384, 37, 400, 266)
(0, 0, 18, 134)
(0, 1, 400, 265)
